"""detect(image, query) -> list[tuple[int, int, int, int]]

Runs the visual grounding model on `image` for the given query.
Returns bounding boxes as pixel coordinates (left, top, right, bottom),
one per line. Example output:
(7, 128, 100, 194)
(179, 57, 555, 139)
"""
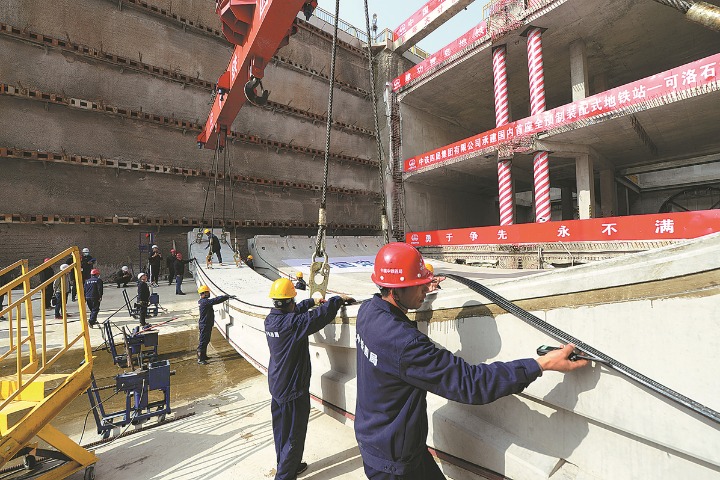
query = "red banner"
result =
(404, 53, 720, 173)
(392, 18, 487, 91)
(406, 211, 720, 246)
(393, 0, 460, 44)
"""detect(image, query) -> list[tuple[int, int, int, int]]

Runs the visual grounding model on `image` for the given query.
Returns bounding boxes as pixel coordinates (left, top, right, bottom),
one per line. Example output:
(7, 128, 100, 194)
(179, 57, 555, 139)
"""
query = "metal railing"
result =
(0, 247, 93, 409)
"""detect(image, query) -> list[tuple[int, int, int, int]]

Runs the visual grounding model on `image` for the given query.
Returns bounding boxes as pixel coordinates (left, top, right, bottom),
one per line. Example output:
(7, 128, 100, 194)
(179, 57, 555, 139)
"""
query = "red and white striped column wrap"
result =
(527, 27, 551, 222)
(492, 45, 513, 226)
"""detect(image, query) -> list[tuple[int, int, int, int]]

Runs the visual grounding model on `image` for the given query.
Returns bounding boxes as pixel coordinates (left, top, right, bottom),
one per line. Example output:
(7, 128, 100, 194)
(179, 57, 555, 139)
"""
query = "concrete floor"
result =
(5, 280, 374, 479)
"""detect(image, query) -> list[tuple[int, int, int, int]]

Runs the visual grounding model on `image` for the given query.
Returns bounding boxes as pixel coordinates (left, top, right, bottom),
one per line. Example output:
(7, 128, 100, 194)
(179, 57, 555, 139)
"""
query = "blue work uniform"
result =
(354, 294, 543, 479)
(137, 281, 150, 326)
(83, 276, 103, 325)
(80, 254, 96, 282)
(197, 294, 230, 361)
(265, 296, 345, 480)
(206, 234, 222, 263)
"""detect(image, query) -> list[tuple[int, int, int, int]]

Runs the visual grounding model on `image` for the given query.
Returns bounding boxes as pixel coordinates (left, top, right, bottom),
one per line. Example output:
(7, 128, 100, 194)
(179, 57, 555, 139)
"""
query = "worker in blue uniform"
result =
(294, 271, 307, 291)
(354, 242, 589, 480)
(196, 285, 234, 364)
(265, 278, 354, 480)
(137, 272, 151, 327)
(80, 247, 96, 283)
(83, 268, 103, 327)
(204, 228, 223, 264)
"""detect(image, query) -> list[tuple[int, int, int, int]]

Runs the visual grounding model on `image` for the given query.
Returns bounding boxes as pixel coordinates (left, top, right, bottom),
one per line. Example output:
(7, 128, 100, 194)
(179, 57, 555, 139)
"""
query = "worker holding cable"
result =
(354, 242, 589, 480)
(265, 278, 354, 480)
(196, 285, 234, 365)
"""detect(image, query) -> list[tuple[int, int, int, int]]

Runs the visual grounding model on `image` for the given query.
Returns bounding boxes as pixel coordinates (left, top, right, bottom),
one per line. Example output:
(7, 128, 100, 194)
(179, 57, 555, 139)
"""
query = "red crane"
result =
(197, 0, 317, 150)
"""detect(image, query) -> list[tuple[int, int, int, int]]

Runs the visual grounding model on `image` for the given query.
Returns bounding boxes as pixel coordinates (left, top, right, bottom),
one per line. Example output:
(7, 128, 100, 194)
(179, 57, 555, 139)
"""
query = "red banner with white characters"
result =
(393, 0, 462, 45)
(406, 210, 720, 246)
(404, 53, 720, 173)
(392, 19, 488, 91)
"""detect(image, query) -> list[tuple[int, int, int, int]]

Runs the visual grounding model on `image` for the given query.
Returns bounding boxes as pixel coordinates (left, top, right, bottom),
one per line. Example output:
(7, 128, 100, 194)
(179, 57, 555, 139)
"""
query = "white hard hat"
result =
(82, 248, 90, 254)
(122, 266, 129, 272)
(138, 272, 147, 280)
(60, 263, 69, 270)
(152, 244, 159, 249)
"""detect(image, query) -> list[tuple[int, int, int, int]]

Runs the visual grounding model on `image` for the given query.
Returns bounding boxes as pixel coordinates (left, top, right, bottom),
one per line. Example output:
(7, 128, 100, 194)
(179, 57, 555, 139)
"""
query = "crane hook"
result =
(245, 76, 270, 107)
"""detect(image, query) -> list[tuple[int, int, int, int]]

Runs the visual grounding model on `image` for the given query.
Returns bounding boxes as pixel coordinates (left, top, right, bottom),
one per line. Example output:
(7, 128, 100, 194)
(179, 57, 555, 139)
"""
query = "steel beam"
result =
(392, 0, 477, 54)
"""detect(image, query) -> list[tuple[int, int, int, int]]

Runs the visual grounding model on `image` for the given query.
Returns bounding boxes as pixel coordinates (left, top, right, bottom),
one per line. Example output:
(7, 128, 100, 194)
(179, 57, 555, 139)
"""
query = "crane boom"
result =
(197, 0, 315, 150)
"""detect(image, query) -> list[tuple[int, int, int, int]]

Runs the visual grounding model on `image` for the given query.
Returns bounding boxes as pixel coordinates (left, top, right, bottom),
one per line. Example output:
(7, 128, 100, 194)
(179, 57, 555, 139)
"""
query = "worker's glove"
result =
(312, 292, 325, 305)
(340, 295, 356, 306)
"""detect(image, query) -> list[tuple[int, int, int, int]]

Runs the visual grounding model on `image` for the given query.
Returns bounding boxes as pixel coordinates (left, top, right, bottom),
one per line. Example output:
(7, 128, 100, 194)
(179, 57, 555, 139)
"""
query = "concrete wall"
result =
(0, 0, 382, 269)
(403, 183, 497, 232)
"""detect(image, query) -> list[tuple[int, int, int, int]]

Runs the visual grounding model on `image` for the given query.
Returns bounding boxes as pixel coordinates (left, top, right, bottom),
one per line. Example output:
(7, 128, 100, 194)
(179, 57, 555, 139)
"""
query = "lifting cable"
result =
(651, 0, 720, 30)
(309, 0, 340, 298)
(210, 132, 221, 235)
(445, 273, 720, 424)
(363, 0, 390, 245)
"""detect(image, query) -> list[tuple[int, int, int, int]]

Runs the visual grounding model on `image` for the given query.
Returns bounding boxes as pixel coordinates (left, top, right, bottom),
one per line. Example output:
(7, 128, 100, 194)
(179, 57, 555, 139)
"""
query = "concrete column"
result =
(576, 154, 595, 219)
(561, 185, 574, 220)
(569, 40, 589, 102)
(600, 169, 616, 217)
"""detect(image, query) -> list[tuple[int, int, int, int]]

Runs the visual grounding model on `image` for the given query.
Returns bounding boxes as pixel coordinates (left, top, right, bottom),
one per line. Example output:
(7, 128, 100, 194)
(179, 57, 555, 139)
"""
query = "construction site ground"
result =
(3, 281, 378, 480)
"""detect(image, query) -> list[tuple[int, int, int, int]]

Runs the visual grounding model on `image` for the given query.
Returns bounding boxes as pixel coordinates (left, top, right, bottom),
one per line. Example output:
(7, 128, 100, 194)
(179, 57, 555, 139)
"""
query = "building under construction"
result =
(1, 0, 719, 270)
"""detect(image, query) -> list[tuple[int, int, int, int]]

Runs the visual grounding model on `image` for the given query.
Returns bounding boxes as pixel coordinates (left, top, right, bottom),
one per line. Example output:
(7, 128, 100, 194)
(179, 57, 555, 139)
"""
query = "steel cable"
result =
(445, 273, 720, 424)
(363, 0, 390, 245)
(314, 0, 340, 259)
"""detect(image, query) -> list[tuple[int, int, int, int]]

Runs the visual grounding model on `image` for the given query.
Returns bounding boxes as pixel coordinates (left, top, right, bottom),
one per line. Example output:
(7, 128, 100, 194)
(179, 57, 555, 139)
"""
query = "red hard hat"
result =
(44, 258, 51, 262)
(371, 242, 433, 288)
(176, 253, 183, 259)
(91, 269, 100, 275)
(170, 249, 176, 254)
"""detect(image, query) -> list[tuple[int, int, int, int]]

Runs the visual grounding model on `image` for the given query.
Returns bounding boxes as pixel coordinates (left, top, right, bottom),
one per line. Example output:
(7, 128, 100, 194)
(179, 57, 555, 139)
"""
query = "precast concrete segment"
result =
(0, 147, 380, 199)
(0, 84, 377, 168)
(526, 26, 551, 222)
(492, 45, 514, 226)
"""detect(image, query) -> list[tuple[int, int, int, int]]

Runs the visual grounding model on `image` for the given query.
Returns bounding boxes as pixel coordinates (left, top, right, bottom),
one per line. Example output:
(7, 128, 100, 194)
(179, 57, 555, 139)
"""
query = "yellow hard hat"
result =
(204, 228, 211, 234)
(247, 255, 253, 260)
(198, 285, 210, 294)
(269, 278, 296, 299)
(296, 271, 303, 278)
(424, 263, 434, 274)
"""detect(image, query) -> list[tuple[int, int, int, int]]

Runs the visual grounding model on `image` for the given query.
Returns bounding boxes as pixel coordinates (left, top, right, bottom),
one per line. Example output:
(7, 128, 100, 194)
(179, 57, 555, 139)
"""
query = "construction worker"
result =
(173, 252, 193, 295)
(196, 285, 234, 364)
(148, 244, 162, 287)
(265, 278, 354, 480)
(38, 258, 55, 309)
(246, 254, 254, 270)
(204, 229, 222, 264)
(166, 249, 177, 285)
(354, 243, 589, 480)
(294, 271, 307, 291)
(116, 266, 132, 288)
(137, 272, 151, 327)
(52, 264, 71, 319)
(425, 262, 445, 292)
(80, 247, 96, 283)
(84, 268, 103, 327)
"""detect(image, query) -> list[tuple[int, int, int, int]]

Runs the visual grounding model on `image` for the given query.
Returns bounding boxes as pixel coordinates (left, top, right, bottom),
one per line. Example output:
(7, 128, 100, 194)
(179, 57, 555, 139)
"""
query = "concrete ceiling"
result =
(400, 0, 720, 195)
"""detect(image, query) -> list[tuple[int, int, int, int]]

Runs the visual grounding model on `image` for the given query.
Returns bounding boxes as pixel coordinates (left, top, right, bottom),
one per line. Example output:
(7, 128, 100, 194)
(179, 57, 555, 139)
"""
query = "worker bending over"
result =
(265, 278, 354, 480)
(354, 242, 589, 480)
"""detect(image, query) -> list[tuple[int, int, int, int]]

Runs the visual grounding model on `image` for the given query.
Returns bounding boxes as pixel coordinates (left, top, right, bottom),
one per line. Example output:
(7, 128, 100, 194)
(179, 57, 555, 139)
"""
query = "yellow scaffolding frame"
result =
(0, 247, 97, 478)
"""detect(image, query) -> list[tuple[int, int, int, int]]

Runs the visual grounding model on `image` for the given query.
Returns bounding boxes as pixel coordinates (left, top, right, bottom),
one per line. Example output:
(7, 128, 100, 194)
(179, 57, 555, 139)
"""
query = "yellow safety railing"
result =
(0, 247, 96, 472)
(0, 247, 92, 407)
